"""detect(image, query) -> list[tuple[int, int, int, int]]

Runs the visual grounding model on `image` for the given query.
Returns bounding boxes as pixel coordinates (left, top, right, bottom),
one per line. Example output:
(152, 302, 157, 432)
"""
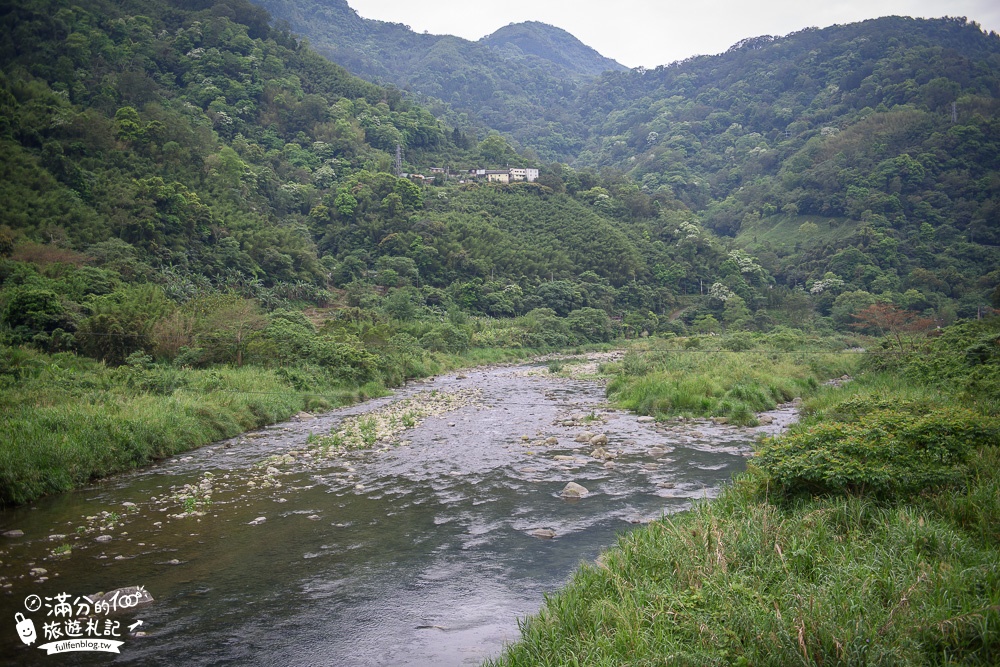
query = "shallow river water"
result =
(1, 355, 797, 665)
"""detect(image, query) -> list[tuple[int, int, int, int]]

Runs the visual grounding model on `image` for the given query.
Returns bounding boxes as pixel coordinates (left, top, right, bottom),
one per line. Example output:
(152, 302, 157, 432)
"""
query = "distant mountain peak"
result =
(480, 21, 627, 76)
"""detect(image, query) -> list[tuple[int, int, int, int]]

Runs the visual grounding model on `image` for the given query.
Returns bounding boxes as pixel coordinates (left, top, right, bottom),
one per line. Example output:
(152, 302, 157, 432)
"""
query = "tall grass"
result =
(0, 364, 310, 505)
(0, 342, 546, 506)
(488, 459, 1000, 665)
(606, 337, 857, 425)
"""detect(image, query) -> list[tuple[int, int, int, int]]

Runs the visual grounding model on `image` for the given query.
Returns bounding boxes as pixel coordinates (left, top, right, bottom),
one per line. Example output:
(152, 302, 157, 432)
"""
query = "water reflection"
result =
(0, 358, 793, 665)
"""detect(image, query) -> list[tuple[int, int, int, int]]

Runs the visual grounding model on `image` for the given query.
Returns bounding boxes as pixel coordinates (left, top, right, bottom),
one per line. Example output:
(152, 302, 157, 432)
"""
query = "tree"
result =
(798, 221, 819, 235)
(478, 133, 515, 165)
(723, 295, 751, 331)
(0, 228, 13, 257)
(850, 303, 935, 351)
(566, 307, 614, 343)
(691, 314, 721, 334)
(831, 290, 878, 326)
(193, 295, 268, 367)
(114, 106, 143, 142)
(1, 287, 73, 345)
(381, 287, 423, 321)
(534, 281, 582, 316)
(76, 285, 173, 364)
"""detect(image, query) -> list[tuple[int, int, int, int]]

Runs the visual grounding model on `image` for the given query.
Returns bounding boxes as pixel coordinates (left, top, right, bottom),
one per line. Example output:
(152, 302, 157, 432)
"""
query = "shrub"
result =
(419, 322, 471, 353)
(755, 408, 998, 498)
(721, 331, 756, 351)
(76, 284, 173, 364)
(566, 307, 614, 343)
(308, 338, 377, 382)
(1, 287, 74, 343)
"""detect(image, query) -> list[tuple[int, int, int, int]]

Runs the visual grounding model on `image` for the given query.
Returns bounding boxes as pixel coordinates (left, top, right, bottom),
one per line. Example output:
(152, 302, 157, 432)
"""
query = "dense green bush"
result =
(756, 408, 998, 497)
(565, 307, 615, 343)
(1, 286, 74, 344)
(720, 331, 756, 351)
(419, 322, 471, 353)
(75, 284, 173, 364)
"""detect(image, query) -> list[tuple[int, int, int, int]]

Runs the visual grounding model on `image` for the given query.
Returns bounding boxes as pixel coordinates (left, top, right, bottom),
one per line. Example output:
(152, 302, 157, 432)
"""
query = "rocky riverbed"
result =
(0, 352, 798, 665)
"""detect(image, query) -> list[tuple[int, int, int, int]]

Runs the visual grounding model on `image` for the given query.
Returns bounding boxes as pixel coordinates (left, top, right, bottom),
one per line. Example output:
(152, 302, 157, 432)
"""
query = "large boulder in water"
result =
(560, 482, 589, 498)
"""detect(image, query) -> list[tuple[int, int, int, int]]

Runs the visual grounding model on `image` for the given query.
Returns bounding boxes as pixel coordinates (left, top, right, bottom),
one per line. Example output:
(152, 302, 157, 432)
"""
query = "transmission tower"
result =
(394, 143, 403, 177)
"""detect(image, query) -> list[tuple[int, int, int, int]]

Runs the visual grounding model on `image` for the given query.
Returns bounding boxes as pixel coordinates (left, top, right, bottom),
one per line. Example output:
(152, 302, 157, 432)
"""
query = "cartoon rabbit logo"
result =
(15, 613, 37, 646)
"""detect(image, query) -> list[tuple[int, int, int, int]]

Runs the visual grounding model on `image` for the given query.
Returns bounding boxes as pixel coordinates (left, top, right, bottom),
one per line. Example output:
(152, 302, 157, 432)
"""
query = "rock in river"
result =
(529, 528, 556, 539)
(560, 482, 589, 498)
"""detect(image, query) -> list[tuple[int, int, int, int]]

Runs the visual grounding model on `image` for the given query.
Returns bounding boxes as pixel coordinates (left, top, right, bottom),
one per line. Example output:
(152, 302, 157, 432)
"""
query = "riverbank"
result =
(0, 331, 855, 507)
(602, 336, 858, 425)
(0, 343, 557, 506)
(0, 350, 778, 664)
(486, 320, 1000, 666)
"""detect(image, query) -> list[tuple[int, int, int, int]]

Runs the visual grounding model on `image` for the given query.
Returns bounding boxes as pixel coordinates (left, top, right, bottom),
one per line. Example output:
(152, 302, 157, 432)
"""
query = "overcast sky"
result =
(345, 0, 1000, 69)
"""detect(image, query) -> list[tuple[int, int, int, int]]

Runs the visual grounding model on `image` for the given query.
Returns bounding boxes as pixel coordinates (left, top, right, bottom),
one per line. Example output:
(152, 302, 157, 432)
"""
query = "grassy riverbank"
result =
(603, 331, 860, 425)
(0, 342, 548, 506)
(488, 320, 1000, 666)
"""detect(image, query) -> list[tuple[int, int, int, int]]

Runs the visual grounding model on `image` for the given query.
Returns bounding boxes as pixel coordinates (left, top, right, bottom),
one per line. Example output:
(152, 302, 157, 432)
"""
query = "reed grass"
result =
(605, 338, 858, 425)
(0, 343, 545, 506)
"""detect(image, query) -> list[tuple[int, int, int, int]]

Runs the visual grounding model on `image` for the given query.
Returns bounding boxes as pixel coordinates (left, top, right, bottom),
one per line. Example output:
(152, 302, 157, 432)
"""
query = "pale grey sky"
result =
(346, 0, 1000, 68)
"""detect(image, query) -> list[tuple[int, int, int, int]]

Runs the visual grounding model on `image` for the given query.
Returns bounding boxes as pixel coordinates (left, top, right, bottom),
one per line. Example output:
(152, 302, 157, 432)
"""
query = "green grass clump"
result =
(606, 341, 855, 424)
(756, 407, 997, 497)
(0, 364, 308, 505)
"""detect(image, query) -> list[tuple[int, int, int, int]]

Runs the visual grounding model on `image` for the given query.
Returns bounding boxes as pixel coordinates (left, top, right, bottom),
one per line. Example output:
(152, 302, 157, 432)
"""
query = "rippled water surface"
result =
(1, 356, 796, 665)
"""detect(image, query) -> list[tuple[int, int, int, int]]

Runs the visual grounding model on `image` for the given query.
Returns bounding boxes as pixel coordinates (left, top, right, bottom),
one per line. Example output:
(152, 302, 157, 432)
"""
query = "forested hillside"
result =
(2, 0, 998, 360)
(573, 17, 1000, 321)
(0, 0, 736, 402)
(1, 0, 657, 503)
(264, 5, 1000, 324)
(255, 0, 625, 158)
(0, 0, 787, 360)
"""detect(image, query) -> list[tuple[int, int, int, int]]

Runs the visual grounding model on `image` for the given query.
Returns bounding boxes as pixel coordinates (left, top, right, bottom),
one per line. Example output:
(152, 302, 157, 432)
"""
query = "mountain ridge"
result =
(256, 0, 625, 155)
(260, 0, 625, 80)
(478, 20, 626, 76)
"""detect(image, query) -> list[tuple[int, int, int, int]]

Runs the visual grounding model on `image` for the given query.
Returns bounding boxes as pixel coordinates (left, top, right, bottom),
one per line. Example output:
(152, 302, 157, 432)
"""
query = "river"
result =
(1, 354, 797, 665)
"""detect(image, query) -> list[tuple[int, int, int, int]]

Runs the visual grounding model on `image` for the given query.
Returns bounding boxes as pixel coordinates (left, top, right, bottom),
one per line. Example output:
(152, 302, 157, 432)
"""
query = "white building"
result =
(509, 168, 539, 182)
